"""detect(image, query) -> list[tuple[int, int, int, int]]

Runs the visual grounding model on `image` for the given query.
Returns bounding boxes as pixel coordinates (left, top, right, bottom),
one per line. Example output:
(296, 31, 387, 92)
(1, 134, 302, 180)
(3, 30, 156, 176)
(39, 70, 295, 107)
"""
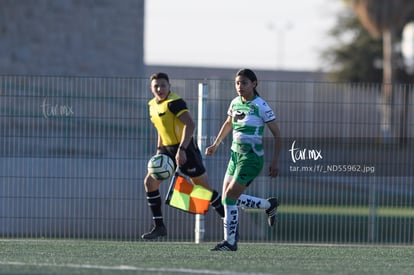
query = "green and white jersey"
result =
(227, 96, 276, 156)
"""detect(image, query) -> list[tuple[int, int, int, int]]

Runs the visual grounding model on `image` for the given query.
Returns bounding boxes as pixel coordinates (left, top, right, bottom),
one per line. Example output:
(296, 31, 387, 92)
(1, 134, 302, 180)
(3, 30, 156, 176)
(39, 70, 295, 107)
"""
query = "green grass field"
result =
(1, 239, 413, 274)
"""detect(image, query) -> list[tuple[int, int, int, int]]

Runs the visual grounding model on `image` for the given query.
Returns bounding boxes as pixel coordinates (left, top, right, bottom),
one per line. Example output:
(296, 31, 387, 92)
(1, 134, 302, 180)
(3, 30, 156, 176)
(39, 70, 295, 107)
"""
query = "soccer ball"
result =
(147, 154, 175, 180)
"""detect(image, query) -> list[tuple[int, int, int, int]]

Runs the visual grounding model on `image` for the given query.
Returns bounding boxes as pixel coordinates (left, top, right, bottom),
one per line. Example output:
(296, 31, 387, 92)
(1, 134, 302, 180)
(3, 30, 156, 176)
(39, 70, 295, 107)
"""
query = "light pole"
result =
(267, 22, 292, 69)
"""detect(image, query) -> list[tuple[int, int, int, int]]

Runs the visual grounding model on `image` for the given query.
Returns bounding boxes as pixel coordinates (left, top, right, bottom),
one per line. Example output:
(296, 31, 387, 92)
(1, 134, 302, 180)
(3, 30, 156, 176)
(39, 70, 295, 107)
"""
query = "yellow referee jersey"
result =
(148, 92, 189, 146)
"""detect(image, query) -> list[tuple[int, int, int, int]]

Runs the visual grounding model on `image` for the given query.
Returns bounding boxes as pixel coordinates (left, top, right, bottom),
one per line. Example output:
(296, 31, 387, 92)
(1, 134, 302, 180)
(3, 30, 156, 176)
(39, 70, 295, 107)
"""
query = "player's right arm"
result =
(205, 116, 232, 156)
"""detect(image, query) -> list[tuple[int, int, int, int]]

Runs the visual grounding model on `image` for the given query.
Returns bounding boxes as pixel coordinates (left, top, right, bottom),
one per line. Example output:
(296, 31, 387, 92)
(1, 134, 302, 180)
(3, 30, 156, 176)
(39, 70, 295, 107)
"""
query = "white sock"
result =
(237, 194, 270, 209)
(224, 204, 238, 245)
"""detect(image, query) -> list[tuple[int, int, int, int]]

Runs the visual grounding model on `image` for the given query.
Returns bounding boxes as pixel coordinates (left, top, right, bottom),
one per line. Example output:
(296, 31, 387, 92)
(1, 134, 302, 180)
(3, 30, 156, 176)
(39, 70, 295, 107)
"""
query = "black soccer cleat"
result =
(210, 240, 238, 251)
(141, 224, 167, 240)
(265, 197, 279, 227)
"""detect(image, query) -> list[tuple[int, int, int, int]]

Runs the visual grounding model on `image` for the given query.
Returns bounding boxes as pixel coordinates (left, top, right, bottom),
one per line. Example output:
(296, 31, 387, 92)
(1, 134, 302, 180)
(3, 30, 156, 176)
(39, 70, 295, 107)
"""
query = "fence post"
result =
(195, 82, 208, 243)
(368, 176, 377, 243)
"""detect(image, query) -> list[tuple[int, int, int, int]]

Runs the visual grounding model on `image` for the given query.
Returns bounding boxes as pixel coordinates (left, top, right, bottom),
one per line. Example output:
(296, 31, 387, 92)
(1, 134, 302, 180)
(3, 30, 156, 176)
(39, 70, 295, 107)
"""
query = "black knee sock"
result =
(146, 190, 164, 226)
(210, 190, 225, 218)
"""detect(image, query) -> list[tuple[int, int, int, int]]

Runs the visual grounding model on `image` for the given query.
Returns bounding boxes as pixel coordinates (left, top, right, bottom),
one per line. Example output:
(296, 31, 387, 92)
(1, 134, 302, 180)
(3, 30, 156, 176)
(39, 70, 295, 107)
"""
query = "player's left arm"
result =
(168, 98, 195, 163)
(177, 111, 195, 149)
(266, 119, 281, 178)
(169, 99, 194, 150)
(156, 134, 163, 154)
(176, 111, 195, 165)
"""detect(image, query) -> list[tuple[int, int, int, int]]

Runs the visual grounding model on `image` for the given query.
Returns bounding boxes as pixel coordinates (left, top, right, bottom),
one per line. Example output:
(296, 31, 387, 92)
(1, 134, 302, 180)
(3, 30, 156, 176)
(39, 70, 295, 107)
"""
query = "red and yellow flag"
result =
(166, 173, 212, 215)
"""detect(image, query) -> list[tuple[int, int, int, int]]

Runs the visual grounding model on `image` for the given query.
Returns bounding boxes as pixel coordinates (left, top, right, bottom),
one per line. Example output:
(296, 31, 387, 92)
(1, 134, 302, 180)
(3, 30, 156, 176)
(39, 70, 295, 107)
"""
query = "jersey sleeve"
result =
(227, 97, 237, 117)
(260, 100, 276, 123)
(168, 98, 189, 117)
(227, 103, 233, 117)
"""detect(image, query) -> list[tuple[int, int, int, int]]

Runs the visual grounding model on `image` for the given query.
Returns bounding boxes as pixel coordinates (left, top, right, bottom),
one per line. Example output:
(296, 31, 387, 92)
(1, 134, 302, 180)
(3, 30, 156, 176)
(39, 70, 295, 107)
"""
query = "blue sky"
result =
(144, 0, 344, 71)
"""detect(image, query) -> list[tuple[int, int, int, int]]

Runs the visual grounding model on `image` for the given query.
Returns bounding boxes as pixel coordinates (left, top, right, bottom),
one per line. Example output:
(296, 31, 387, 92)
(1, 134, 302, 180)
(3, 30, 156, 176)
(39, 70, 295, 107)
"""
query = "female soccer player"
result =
(206, 69, 281, 251)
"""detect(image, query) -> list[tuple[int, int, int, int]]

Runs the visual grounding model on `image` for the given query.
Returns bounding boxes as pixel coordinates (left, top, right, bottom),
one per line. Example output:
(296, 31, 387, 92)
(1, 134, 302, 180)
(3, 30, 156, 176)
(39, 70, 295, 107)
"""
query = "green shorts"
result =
(225, 150, 264, 185)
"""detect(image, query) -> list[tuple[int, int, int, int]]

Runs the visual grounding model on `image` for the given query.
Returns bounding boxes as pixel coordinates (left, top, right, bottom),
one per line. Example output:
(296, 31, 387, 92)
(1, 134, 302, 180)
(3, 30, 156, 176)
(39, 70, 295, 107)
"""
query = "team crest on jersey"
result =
(249, 105, 258, 115)
(249, 105, 257, 115)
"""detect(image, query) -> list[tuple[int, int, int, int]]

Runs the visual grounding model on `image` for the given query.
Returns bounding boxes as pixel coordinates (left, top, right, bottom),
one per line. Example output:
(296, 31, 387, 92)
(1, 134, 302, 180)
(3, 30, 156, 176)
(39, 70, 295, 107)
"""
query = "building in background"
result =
(0, 0, 145, 76)
(0, 0, 325, 82)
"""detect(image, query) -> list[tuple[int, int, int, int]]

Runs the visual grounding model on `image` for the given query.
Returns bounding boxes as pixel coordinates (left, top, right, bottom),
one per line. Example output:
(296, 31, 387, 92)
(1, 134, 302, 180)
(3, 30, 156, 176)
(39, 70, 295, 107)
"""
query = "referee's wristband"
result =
(179, 146, 187, 151)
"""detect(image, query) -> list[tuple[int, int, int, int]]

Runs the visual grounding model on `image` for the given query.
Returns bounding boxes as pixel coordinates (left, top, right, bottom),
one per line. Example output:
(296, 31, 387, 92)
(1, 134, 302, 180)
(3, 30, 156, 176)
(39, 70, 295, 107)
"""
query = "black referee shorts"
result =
(159, 138, 206, 178)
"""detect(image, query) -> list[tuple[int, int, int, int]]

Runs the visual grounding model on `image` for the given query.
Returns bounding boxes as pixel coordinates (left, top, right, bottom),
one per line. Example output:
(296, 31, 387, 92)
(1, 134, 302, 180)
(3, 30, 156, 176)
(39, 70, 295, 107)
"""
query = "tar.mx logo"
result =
(41, 97, 74, 119)
(289, 140, 323, 163)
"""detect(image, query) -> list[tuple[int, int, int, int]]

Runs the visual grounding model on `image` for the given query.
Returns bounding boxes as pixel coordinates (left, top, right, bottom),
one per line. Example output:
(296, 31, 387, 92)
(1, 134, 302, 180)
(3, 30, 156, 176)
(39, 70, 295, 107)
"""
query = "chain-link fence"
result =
(1, 75, 413, 244)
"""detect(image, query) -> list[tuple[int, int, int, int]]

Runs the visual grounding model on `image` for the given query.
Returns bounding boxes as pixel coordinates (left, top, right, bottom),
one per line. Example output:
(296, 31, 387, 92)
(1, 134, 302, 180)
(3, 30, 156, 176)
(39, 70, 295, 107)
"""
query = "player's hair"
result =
(236, 68, 259, 96)
(150, 72, 170, 83)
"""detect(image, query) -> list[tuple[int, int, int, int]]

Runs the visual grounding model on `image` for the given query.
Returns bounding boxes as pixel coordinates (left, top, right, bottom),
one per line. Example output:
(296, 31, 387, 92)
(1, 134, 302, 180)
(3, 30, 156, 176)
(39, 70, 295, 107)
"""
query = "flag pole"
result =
(195, 82, 208, 243)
